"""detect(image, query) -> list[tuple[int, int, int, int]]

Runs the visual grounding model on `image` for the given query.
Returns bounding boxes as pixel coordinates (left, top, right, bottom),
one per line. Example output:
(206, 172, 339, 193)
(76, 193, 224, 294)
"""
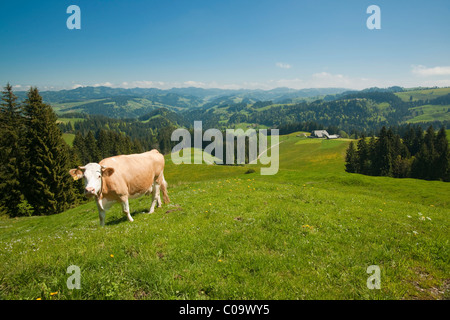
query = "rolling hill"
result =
(1, 134, 448, 300)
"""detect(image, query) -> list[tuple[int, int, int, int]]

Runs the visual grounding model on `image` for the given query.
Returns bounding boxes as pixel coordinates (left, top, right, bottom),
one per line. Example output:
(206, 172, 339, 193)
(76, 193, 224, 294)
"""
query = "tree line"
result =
(345, 125, 450, 181)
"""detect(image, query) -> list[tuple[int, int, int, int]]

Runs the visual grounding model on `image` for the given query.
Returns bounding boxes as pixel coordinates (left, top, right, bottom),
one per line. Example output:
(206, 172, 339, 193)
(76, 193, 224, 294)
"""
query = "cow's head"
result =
(69, 163, 115, 197)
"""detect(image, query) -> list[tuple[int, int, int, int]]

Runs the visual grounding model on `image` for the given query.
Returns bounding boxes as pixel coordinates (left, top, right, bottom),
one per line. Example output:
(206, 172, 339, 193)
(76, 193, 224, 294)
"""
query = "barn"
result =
(309, 130, 340, 139)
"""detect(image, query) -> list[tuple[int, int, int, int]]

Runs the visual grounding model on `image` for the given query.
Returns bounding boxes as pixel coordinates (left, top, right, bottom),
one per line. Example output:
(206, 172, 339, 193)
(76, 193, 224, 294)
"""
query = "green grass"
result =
(1, 136, 449, 300)
(56, 118, 85, 124)
(407, 104, 450, 123)
(396, 87, 450, 102)
(53, 99, 107, 114)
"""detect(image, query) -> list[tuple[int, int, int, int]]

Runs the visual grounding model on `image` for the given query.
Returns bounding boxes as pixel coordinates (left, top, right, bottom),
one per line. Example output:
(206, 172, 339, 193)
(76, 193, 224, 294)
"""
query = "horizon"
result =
(7, 84, 450, 94)
(1, 0, 449, 91)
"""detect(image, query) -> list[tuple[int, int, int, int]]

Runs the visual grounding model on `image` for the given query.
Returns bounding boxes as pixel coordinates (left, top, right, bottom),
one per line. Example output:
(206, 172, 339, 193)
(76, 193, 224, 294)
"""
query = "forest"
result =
(345, 125, 450, 181)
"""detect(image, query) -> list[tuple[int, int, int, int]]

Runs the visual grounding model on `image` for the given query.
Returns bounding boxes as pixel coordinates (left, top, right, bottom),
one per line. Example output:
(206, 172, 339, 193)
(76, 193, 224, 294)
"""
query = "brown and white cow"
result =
(69, 149, 169, 226)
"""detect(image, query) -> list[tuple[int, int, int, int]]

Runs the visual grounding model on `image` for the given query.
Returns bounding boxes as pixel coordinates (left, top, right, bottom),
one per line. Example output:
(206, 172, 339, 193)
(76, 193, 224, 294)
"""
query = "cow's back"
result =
(99, 150, 165, 199)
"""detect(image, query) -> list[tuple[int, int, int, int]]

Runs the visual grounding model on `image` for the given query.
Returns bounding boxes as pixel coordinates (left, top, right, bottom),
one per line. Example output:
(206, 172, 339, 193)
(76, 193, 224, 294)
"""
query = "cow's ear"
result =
(69, 168, 84, 181)
(101, 166, 115, 177)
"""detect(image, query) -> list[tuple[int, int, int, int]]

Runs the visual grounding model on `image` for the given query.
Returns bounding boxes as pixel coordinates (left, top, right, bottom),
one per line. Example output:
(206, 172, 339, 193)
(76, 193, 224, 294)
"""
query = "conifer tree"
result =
(411, 126, 436, 180)
(374, 126, 393, 176)
(345, 141, 359, 173)
(72, 131, 87, 164)
(0, 83, 25, 216)
(357, 134, 370, 174)
(434, 127, 450, 181)
(21, 87, 74, 215)
(84, 130, 101, 162)
(97, 129, 111, 159)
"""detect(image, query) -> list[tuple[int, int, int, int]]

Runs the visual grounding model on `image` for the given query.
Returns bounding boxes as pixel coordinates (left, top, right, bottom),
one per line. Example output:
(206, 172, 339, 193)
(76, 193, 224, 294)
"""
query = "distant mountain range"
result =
(14, 85, 450, 133)
(16, 86, 350, 104)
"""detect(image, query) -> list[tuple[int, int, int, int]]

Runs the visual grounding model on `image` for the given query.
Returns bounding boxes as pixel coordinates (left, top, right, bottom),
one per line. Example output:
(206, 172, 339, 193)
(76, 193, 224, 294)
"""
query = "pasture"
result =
(0, 134, 449, 300)
(395, 87, 450, 102)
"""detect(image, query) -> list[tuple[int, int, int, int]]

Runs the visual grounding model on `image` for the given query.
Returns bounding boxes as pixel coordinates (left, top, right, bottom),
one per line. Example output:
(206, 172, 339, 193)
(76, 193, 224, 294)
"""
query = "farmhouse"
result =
(309, 130, 340, 139)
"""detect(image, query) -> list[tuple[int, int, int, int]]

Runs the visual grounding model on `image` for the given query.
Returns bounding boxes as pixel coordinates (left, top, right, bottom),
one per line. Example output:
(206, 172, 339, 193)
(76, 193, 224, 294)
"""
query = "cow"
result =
(69, 149, 169, 226)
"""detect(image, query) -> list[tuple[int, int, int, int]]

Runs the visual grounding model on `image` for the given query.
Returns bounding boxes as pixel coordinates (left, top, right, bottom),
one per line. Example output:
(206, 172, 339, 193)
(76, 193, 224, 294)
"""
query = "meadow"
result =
(0, 134, 448, 300)
(395, 87, 450, 102)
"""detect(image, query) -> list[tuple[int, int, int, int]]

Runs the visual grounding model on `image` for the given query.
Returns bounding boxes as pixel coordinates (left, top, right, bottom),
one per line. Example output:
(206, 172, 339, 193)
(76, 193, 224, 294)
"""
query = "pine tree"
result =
(411, 126, 424, 156)
(367, 135, 377, 175)
(97, 129, 112, 159)
(72, 131, 87, 164)
(357, 135, 370, 174)
(411, 143, 431, 180)
(131, 138, 144, 154)
(84, 130, 101, 162)
(0, 83, 25, 216)
(345, 141, 359, 173)
(373, 126, 393, 176)
(21, 87, 75, 215)
(434, 127, 450, 181)
(411, 126, 436, 180)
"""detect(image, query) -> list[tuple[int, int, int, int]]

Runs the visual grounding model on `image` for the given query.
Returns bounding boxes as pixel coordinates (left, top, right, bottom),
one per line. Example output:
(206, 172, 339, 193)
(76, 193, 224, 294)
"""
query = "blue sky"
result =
(1, 0, 449, 91)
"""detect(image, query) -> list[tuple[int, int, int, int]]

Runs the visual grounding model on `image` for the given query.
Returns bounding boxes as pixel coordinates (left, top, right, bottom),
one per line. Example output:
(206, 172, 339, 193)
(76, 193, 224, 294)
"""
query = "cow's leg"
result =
(157, 187, 162, 208)
(99, 210, 106, 227)
(96, 200, 107, 227)
(155, 175, 164, 207)
(149, 183, 160, 214)
(121, 197, 133, 222)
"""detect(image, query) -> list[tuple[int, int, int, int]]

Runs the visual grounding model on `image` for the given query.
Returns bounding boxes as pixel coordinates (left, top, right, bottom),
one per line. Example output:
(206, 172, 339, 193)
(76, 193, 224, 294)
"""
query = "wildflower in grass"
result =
(407, 215, 412, 218)
(419, 216, 425, 221)
(110, 254, 114, 258)
(209, 203, 212, 206)
(412, 231, 418, 236)
(50, 292, 58, 296)
(36, 297, 42, 300)
(426, 217, 431, 221)
(218, 259, 223, 262)
(379, 209, 382, 212)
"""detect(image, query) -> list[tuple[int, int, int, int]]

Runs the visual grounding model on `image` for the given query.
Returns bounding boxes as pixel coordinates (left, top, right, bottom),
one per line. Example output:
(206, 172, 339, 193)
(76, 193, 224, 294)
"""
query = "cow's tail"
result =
(160, 172, 170, 204)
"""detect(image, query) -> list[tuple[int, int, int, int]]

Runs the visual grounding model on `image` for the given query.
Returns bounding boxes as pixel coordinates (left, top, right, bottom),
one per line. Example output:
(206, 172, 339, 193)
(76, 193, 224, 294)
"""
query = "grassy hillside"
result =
(408, 104, 450, 123)
(396, 87, 450, 102)
(1, 135, 449, 300)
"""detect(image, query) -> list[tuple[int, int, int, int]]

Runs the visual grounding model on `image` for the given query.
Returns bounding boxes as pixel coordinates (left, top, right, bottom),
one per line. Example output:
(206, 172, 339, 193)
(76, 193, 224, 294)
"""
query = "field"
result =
(408, 104, 450, 123)
(396, 87, 450, 102)
(0, 134, 449, 300)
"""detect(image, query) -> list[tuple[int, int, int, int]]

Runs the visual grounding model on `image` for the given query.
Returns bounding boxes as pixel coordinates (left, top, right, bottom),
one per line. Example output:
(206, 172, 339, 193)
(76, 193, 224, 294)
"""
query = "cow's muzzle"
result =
(85, 187, 97, 197)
